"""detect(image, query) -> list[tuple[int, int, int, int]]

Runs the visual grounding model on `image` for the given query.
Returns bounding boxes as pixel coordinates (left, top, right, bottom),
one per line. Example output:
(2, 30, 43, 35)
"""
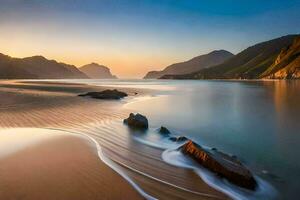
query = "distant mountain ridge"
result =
(0, 54, 118, 79)
(80, 63, 117, 79)
(1, 34, 299, 80)
(0, 54, 87, 79)
(144, 50, 234, 79)
(161, 35, 300, 80)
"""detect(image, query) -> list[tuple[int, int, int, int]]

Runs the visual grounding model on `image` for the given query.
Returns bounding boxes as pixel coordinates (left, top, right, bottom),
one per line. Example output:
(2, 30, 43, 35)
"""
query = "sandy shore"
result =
(0, 129, 143, 200)
(0, 80, 229, 200)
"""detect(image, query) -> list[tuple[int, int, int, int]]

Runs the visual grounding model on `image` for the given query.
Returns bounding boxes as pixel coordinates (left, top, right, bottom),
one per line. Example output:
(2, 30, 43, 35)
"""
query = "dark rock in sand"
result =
(180, 140, 257, 190)
(123, 113, 148, 130)
(159, 126, 171, 135)
(169, 136, 188, 142)
(78, 89, 127, 100)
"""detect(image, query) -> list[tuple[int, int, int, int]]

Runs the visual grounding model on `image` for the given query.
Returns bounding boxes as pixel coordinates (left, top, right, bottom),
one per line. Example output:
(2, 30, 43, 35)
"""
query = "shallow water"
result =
(43, 79, 300, 200)
(0, 128, 154, 200)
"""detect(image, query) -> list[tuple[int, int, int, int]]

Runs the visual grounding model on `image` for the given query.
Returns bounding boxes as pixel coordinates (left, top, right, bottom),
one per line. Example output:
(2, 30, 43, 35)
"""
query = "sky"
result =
(1, 0, 300, 78)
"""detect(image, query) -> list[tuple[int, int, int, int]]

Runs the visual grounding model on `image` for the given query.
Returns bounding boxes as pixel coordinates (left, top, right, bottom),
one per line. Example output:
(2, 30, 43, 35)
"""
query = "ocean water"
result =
(49, 79, 300, 199)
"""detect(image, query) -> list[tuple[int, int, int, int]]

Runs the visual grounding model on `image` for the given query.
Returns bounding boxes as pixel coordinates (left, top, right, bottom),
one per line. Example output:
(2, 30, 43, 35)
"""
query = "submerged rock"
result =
(169, 136, 188, 142)
(123, 113, 148, 130)
(78, 89, 127, 100)
(180, 140, 257, 190)
(158, 126, 171, 135)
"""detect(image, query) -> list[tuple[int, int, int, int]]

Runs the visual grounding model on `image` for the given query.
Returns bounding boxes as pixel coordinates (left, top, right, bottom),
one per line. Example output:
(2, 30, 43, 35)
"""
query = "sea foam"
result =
(162, 148, 277, 200)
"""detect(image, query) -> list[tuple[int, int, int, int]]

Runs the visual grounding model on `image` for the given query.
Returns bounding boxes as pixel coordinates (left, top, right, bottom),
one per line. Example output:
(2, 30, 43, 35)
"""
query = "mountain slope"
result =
(80, 63, 117, 79)
(262, 36, 300, 79)
(144, 50, 234, 79)
(0, 53, 37, 79)
(161, 35, 300, 79)
(0, 54, 88, 79)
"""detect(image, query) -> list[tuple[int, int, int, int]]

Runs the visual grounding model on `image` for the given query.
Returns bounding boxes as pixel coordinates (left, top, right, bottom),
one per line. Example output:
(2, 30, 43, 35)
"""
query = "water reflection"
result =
(124, 80, 300, 200)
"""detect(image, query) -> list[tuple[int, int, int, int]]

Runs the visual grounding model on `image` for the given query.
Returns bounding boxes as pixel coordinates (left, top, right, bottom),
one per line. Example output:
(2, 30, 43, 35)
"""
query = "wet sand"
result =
(0, 129, 143, 200)
(0, 80, 229, 200)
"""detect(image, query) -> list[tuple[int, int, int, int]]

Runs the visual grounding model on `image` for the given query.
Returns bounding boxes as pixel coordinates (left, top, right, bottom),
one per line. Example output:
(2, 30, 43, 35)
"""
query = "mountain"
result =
(144, 50, 234, 79)
(161, 35, 300, 80)
(0, 53, 36, 79)
(262, 36, 300, 79)
(0, 53, 88, 79)
(79, 63, 117, 79)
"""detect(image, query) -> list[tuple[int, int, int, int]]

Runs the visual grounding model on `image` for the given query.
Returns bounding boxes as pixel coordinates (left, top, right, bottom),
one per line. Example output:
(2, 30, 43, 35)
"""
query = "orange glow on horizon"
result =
(1, 31, 189, 78)
(2, 48, 177, 78)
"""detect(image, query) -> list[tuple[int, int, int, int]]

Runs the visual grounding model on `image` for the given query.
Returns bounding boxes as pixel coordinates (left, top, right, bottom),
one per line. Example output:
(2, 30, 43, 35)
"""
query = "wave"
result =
(162, 148, 277, 200)
(79, 117, 277, 200)
(47, 120, 276, 200)
(55, 127, 223, 200)
(120, 117, 277, 200)
(46, 128, 157, 200)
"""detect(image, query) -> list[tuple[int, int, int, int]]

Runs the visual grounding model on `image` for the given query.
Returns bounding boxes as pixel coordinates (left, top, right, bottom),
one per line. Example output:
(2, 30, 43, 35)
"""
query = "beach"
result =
(0, 129, 142, 200)
(0, 80, 228, 200)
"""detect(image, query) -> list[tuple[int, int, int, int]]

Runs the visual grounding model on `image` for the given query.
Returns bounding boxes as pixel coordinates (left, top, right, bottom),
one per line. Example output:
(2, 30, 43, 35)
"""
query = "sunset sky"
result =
(1, 0, 300, 78)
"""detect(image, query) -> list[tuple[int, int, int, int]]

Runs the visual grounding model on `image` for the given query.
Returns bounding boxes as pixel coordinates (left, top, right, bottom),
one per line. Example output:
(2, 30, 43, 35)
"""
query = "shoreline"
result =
(0, 80, 229, 199)
(158, 78, 299, 82)
(59, 127, 156, 200)
(0, 128, 143, 200)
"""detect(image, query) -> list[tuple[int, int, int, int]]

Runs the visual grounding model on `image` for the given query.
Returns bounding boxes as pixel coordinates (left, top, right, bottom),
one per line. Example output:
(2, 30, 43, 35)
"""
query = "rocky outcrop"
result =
(80, 63, 117, 79)
(78, 89, 127, 100)
(262, 36, 300, 79)
(269, 67, 300, 79)
(123, 113, 149, 130)
(169, 136, 188, 142)
(181, 140, 257, 190)
(158, 126, 171, 135)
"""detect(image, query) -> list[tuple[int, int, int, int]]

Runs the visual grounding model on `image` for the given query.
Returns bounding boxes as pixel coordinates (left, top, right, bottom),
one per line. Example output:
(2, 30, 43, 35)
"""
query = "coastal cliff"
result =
(262, 37, 300, 79)
(159, 35, 300, 80)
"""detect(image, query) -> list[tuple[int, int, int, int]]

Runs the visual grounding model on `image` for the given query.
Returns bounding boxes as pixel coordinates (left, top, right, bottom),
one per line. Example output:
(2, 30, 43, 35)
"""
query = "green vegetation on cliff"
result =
(160, 35, 300, 80)
(144, 50, 233, 79)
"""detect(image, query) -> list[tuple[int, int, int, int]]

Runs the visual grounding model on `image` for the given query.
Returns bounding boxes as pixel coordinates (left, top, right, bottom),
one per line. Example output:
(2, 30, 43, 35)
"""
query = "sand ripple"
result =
(0, 81, 229, 200)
